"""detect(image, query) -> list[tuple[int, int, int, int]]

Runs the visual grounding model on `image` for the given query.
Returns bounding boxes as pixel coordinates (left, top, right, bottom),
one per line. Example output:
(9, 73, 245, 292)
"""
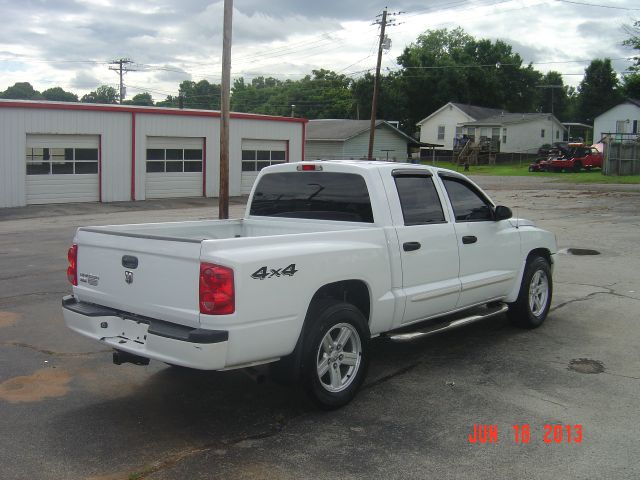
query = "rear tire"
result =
(508, 256, 552, 329)
(300, 301, 370, 409)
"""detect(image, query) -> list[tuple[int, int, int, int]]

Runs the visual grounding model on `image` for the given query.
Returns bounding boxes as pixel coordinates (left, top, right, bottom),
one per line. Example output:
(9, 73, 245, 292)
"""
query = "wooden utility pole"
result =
(109, 58, 136, 104)
(219, 0, 233, 219)
(367, 8, 387, 160)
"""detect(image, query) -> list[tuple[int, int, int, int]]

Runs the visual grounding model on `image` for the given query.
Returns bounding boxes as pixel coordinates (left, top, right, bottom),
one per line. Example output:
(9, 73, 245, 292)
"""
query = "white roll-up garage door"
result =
(25, 134, 100, 204)
(241, 139, 288, 195)
(145, 137, 204, 199)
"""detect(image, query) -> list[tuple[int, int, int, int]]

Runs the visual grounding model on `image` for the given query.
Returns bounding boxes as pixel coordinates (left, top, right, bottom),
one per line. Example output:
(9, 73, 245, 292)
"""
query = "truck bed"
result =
(80, 217, 376, 242)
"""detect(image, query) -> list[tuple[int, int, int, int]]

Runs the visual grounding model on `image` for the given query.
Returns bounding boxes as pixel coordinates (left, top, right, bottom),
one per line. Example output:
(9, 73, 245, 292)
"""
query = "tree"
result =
(231, 70, 355, 119)
(577, 59, 623, 124)
(622, 20, 640, 98)
(126, 92, 154, 106)
(396, 28, 543, 131)
(537, 71, 571, 121)
(623, 20, 640, 71)
(1, 82, 42, 99)
(41, 87, 78, 102)
(622, 73, 640, 99)
(81, 85, 119, 104)
(351, 72, 408, 130)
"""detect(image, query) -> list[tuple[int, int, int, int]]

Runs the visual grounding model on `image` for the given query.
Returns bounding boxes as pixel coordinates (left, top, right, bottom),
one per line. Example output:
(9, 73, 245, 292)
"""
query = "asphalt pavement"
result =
(1, 176, 639, 480)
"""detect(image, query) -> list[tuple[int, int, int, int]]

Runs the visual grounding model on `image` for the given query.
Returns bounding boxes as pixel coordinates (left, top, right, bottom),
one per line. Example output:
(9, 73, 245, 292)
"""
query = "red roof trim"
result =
(0, 100, 308, 124)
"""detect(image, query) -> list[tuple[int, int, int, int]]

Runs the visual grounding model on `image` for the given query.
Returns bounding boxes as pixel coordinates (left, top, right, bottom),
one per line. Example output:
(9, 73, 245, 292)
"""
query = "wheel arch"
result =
(269, 279, 371, 384)
(307, 279, 371, 323)
(505, 248, 553, 303)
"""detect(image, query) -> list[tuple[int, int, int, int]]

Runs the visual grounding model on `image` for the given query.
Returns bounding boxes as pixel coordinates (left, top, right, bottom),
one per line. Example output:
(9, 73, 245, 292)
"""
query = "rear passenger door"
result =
(438, 174, 521, 308)
(392, 171, 461, 325)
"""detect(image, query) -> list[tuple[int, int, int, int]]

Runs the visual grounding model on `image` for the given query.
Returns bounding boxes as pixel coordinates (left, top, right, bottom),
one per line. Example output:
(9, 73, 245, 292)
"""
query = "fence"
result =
(603, 134, 640, 176)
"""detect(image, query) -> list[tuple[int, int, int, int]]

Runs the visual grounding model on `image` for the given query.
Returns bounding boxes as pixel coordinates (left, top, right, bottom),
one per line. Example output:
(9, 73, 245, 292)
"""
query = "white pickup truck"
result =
(63, 161, 556, 408)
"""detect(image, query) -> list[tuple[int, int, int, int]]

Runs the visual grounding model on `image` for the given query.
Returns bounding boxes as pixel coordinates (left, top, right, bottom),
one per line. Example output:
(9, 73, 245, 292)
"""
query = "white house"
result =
(305, 119, 416, 161)
(0, 99, 306, 208)
(460, 113, 566, 154)
(416, 102, 504, 149)
(593, 99, 640, 142)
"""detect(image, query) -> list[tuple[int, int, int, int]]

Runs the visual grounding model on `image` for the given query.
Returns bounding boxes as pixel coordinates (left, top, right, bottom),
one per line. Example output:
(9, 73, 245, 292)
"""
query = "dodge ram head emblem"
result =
(124, 271, 133, 284)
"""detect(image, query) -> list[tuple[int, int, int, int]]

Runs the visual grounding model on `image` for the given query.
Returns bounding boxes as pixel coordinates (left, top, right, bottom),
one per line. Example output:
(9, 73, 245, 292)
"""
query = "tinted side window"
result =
(250, 172, 373, 222)
(442, 177, 493, 222)
(394, 176, 445, 226)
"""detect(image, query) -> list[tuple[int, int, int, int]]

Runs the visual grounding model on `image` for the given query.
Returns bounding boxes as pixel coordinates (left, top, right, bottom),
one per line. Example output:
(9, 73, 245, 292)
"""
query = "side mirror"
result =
(494, 205, 512, 221)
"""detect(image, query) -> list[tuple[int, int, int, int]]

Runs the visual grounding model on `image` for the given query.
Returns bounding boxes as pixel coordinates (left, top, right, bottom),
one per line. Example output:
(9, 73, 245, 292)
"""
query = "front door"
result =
(439, 175, 521, 308)
(392, 172, 461, 325)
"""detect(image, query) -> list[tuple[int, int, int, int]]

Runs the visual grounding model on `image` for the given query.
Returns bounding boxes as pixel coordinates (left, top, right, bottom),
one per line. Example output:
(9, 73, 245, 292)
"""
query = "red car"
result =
(550, 145, 603, 172)
(528, 157, 553, 172)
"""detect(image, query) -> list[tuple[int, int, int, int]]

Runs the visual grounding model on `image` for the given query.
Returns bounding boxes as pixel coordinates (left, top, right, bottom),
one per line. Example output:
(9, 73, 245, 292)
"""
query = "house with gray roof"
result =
(417, 102, 504, 150)
(305, 119, 417, 161)
(460, 112, 566, 154)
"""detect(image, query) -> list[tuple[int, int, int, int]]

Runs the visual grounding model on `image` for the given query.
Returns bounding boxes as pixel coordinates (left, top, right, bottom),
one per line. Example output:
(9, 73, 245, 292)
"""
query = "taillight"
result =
(199, 263, 235, 315)
(67, 244, 78, 286)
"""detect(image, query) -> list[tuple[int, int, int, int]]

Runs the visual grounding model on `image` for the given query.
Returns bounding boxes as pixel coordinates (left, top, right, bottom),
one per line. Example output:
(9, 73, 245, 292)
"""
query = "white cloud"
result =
(0, 0, 637, 97)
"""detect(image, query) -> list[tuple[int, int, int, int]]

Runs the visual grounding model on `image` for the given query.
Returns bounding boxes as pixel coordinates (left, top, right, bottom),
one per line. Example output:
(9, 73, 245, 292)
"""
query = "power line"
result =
(554, 0, 640, 10)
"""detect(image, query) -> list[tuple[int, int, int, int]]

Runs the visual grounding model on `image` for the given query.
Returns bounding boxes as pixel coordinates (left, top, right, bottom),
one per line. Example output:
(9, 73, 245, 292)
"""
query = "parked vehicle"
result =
(529, 157, 553, 172)
(550, 145, 603, 172)
(537, 141, 568, 157)
(62, 161, 556, 408)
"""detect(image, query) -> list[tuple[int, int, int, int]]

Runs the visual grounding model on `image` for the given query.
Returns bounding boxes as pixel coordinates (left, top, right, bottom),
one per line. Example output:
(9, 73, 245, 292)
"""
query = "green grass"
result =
(423, 161, 640, 184)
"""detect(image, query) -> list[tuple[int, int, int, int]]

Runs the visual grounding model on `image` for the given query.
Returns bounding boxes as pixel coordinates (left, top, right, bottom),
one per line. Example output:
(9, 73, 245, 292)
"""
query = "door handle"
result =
(403, 241, 421, 252)
(462, 235, 477, 245)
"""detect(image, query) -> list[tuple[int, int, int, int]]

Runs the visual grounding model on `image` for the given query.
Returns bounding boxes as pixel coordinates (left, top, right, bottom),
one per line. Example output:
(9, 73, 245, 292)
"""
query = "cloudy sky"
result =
(0, 0, 638, 102)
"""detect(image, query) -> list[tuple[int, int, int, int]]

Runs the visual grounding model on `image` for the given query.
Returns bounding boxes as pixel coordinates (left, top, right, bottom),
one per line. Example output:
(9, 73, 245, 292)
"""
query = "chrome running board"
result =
(388, 304, 509, 342)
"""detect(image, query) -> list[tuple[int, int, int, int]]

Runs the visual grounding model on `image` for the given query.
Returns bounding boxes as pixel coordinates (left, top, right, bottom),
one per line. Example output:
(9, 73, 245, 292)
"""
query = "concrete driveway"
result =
(1, 178, 638, 480)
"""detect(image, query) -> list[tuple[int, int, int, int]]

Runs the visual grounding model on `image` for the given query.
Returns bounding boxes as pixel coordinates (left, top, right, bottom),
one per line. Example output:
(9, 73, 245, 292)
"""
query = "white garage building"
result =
(0, 99, 307, 208)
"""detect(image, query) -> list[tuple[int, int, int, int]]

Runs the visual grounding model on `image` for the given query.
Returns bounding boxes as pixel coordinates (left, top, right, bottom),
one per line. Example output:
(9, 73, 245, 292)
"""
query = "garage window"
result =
(146, 148, 202, 173)
(242, 148, 286, 172)
(26, 147, 98, 175)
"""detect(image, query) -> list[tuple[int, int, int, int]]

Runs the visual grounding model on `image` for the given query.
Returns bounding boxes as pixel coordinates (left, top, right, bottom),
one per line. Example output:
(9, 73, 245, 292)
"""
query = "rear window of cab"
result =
(250, 172, 374, 223)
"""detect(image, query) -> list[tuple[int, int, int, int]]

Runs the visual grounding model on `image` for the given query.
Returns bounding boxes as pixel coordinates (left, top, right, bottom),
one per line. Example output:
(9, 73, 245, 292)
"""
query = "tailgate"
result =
(73, 228, 202, 328)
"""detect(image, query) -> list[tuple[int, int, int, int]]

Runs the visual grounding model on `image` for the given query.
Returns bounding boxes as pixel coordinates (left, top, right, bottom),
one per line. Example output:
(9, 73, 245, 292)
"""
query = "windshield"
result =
(250, 171, 374, 223)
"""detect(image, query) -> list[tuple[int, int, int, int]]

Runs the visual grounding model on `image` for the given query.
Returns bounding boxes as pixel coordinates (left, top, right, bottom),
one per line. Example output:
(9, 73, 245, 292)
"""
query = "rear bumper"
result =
(62, 296, 228, 370)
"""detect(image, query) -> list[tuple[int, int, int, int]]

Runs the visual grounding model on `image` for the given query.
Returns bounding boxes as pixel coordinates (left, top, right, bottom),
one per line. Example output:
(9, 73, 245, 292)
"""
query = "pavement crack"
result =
(551, 289, 640, 312)
(522, 393, 569, 408)
(362, 363, 419, 390)
(0, 341, 111, 357)
(125, 415, 306, 479)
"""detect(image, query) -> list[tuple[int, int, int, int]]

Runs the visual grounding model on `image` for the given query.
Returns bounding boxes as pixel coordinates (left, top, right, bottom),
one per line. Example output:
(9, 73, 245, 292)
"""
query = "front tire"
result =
(301, 301, 370, 409)
(508, 256, 552, 329)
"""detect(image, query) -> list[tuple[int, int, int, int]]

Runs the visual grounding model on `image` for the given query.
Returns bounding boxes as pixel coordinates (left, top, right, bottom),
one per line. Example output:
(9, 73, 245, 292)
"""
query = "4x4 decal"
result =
(251, 264, 298, 280)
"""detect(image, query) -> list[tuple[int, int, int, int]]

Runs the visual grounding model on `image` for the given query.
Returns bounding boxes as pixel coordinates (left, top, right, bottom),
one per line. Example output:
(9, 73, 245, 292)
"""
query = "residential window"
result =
(455, 126, 463, 138)
(480, 127, 489, 139)
(556, 130, 560, 139)
(145, 148, 203, 173)
(502, 128, 507, 144)
(394, 175, 445, 226)
(441, 176, 493, 222)
(541, 129, 546, 138)
(491, 128, 500, 142)
(466, 127, 475, 140)
(615, 120, 627, 134)
(26, 147, 98, 175)
(241, 148, 287, 172)
(437, 125, 445, 140)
